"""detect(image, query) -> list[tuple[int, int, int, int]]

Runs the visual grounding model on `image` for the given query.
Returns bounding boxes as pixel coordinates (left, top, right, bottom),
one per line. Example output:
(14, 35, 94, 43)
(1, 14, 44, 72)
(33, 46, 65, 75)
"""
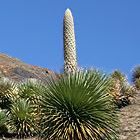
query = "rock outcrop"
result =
(0, 53, 57, 82)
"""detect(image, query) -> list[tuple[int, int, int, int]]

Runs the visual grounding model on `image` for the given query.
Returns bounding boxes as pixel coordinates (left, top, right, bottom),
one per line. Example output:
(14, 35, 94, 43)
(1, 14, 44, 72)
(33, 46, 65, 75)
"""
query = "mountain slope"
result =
(119, 92, 140, 140)
(0, 53, 57, 82)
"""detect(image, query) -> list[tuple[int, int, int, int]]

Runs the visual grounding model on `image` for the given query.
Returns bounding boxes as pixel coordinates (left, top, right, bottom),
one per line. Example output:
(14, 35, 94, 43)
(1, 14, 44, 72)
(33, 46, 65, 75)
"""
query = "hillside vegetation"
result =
(0, 53, 139, 140)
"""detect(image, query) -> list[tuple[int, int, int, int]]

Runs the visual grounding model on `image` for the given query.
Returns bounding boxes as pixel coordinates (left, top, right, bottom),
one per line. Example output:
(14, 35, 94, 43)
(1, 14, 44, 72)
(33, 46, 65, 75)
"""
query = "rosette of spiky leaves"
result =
(110, 70, 134, 107)
(18, 78, 44, 104)
(8, 99, 36, 138)
(132, 65, 140, 83)
(110, 70, 128, 96)
(17, 78, 45, 131)
(0, 110, 8, 134)
(0, 77, 18, 109)
(134, 78, 140, 90)
(111, 70, 133, 95)
(63, 9, 77, 73)
(40, 70, 118, 140)
(111, 70, 126, 82)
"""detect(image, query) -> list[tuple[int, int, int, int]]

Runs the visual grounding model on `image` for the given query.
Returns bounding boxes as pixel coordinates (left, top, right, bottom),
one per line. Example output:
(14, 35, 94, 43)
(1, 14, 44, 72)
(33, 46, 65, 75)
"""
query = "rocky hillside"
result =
(1, 53, 140, 140)
(119, 92, 140, 140)
(0, 53, 57, 82)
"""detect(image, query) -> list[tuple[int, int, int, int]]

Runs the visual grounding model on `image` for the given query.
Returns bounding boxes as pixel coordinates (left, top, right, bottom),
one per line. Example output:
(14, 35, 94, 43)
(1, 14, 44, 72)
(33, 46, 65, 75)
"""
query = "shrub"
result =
(17, 78, 45, 132)
(0, 77, 18, 109)
(134, 78, 140, 90)
(18, 78, 44, 104)
(0, 110, 8, 134)
(8, 99, 37, 138)
(110, 70, 134, 108)
(39, 70, 118, 140)
(132, 65, 140, 83)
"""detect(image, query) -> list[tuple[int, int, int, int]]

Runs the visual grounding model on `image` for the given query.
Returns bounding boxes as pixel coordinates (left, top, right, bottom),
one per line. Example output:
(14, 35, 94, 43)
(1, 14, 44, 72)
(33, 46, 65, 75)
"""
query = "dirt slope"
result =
(0, 53, 57, 82)
(119, 92, 140, 140)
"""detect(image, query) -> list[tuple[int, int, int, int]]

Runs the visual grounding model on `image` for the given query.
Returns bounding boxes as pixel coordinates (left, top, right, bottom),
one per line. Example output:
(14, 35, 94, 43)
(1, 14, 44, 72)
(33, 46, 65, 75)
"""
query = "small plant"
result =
(39, 70, 118, 140)
(8, 99, 37, 138)
(132, 66, 140, 90)
(0, 110, 8, 134)
(134, 78, 140, 90)
(18, 78, 44, 104)
(17, 78, 45, 130)
(132, 65, 140, 83)
(0, 77, 18, 109)
(111, 70, 126, 82)
(110, 70, 134, 108)
(110, 70, 126, 97)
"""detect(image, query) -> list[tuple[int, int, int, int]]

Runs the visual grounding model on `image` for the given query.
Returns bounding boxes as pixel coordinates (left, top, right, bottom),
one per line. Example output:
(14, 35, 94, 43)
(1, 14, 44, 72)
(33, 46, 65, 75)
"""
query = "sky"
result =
(0, 1, 140, 80)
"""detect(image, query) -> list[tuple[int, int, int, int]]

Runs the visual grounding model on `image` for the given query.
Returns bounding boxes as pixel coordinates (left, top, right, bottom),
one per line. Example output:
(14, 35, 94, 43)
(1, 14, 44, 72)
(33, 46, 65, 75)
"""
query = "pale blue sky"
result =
(0, 0, 140, 79)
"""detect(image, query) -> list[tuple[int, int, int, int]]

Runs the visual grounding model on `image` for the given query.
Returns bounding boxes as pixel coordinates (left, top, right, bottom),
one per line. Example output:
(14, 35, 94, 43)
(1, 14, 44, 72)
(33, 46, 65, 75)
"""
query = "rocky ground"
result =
(0, 54, 57, 82)
(119, 92, 140, 140)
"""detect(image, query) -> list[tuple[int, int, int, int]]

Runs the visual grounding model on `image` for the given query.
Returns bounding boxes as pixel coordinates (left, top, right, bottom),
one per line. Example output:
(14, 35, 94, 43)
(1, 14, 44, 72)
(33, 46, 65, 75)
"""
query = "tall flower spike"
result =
(63, 8, 77, 73)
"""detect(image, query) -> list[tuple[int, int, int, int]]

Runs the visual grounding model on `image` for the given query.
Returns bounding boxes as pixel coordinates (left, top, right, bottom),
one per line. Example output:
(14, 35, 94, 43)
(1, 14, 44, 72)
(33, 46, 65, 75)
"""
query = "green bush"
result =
(110, 70, 134, 108)
(132, 65, 140, 83)
(39, 70, 118, 140)
(8, 99, 37, 138)
(0, 78, 45, 138)
(0, 110, 8, 134)
(17, 79, 45, 132)
(0, 77, 18, 109)
(134, 78, 140, 90)
(18, 78, 44, 104)
(111, 70, 126, 83)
